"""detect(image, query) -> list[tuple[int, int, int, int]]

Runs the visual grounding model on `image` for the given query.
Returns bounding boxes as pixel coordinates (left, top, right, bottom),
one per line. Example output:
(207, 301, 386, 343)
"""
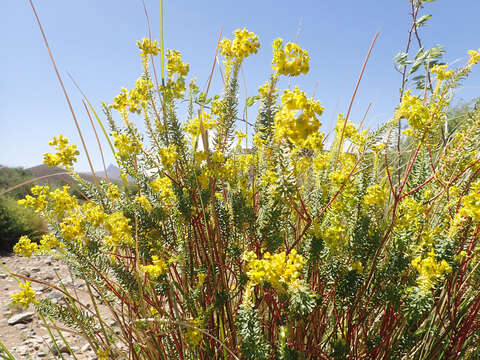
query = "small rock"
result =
(81, 343, 91, 352)
(8, 311, 35, 325)
(31, 268, 41, 273)
(50, 342, 70, 356)
(47, 291, 63, 303)
(13, 323, 27, 330)
(0, 273, 8, 279)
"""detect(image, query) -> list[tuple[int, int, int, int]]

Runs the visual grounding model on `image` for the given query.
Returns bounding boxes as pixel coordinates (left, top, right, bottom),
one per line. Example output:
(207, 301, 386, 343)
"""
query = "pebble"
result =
(8, 311, 35, 325)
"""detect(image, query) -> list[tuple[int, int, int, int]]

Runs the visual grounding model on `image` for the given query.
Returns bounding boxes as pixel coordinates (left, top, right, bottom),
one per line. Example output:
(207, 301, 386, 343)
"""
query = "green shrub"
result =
(0, 196, 46, 253)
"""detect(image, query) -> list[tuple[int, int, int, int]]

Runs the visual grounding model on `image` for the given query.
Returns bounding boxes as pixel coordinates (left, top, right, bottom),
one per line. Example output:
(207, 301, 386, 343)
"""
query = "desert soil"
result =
(0, 253, 113, 360)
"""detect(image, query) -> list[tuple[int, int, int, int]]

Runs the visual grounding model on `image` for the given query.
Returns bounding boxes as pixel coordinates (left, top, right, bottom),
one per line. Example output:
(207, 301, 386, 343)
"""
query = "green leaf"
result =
(416, 14, 432, 27)
(246, 95, 260, 107)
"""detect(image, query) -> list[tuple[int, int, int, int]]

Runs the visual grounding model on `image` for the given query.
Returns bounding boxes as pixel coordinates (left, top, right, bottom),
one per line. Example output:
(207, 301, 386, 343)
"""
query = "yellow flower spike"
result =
(158, 145, 179, 169)
(43, 134, 80, 168)
(431, 64, 454, 81)
(184, 112, 216, 140)
(411, 250, 452, 293)
(39, 233, 61, 252)
(244, 250, 307, 294)
(467, 49, 480, 67)
(135, 195, 153, 212)
(363, 184, 389, 207)
(106, 184, 121, 200)
(273, 86, 324, 148)
(220, 28, 260, 62)
(11, 281, 37, 308)
(104, 212, 134, 248)
(395, 90, 431, 133)
(272, 38, 310, 76)
(150, 176, 176, 207)
(166, 49, 190, 77)
(13, 236, 39, 258)
(140, 255, 167, 279)
(137, 37, 160, 57)
(112, 131, 143, 160)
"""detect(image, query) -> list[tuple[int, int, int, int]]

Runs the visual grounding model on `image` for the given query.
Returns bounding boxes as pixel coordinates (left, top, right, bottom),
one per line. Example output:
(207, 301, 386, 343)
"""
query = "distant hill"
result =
(96, 164, 122, 180)
(27, 164, 99, 185)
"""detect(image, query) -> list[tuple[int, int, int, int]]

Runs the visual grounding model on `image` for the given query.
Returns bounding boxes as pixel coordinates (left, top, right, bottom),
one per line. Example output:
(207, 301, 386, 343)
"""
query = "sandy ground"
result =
(0, 253, 104, 360)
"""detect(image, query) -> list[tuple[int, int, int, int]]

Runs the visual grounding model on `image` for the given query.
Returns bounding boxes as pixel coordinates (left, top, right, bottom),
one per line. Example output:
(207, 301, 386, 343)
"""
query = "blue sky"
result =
(1, 0, 480, 172)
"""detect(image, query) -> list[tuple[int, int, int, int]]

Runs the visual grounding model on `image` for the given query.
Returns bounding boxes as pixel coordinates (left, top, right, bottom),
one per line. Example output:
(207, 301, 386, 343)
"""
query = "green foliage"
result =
(0, 196, 46, 253)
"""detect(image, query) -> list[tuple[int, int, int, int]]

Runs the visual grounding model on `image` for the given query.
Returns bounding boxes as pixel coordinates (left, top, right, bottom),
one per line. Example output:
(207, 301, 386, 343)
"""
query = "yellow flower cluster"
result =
(137, 37, 160, 57)
(468, 49, 480, 67)
(166, 49, 189, 76)
(395, 90, 430, 133)
(363, 184, 388, 207)
(141, 255, 167, 279)
(258, 80, 278, 99)
(243, 249, 306, 293)
(104, 212, 134, 248)
(17, 185, 49, 212)
(112, 131, 143, 160)
(458, 181, 480, 222)
(150, 176, 175, 206)
(431, 64, 454, 81)
(158, 145, 179, 169)
(39, 233, 61, 251)
(322, 220, 346, 253)
(112, 78, 153, 116)
(273, 86, 324, 148)
(43, 134, 80, 169)
(106, 184, 121, 200)
(13, 236, 39, 257)
(11, 281, 37, 308)
(411, 250, 452, 293)
(334, 114, 367, 146)
(272, 38, 309, 76)
(220, 28, 260, 62)
(135, 195, 153, 212)
(184, 317, 203, 346)
(184, 112, 216, 139)
(48, 185, 78, 218)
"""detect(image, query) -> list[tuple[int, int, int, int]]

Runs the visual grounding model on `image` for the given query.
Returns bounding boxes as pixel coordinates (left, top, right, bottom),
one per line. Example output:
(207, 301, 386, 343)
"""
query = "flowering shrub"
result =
(4, 2, 480, 359)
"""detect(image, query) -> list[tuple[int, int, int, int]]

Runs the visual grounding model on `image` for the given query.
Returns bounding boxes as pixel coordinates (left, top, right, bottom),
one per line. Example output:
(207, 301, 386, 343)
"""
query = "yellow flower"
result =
(158, 145, 179, 169)
(104, 212, 134, 248)
(17, 185, 50, 213)
(39, 233, 61, 252)
(82, 202, 107, 227)
(11, 281, 37, 307)
(272, 38, 310, 76)
(363, 184, 388, 207)
(112, 131, 143, 160)
(184, 112, 216, 139)
(395, 90, 431, 132)
(166, 49, 190, 77)
(273, 86, 324, 148)
(411, 250, 452, 293)
(150, 176, 175, 206)
(244, 249, 306, 294)
(48, 185, 78, 218)
(467, 49, 480, 67)
(43, 134, 79, 168)
(13, 236, 39, 257)
(140, 255, 167, 279)
(431, 64, 454, 81)
(106, 184, 121, 200)
(137, 37, 160, 56)
(135, 195, 153, 212)
(220, 28, 260, 62)
(185, 317, 203, 346)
